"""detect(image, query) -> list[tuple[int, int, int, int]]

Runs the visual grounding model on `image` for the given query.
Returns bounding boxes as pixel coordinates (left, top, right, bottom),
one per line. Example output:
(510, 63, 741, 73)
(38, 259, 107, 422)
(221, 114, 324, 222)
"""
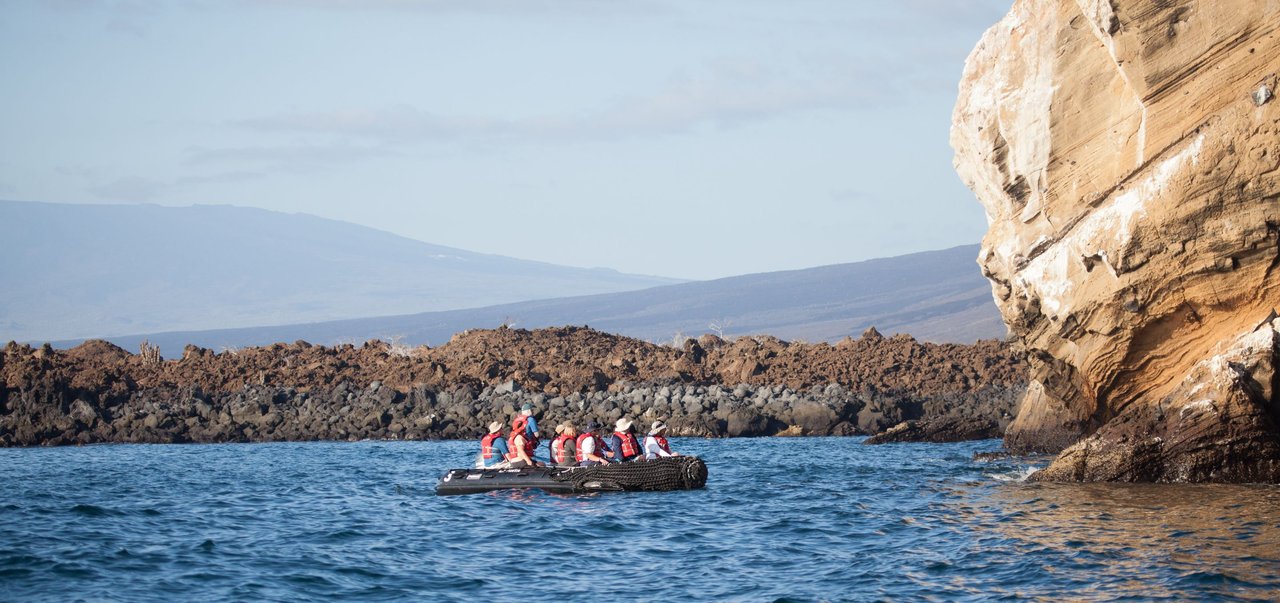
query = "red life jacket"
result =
(614, 431, 640, 460)
(552, 433, 574, 464)
(505, 431, 535, 461)
(481, 432, 504, 460)
(575, 433, 595, 463)
(652, 435, 671, 454)
(512, 415, 539, 449)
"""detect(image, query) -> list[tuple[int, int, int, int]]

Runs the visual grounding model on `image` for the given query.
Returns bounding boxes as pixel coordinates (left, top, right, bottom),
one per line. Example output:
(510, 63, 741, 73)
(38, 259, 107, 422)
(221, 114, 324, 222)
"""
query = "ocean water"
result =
(2, 438, 1278, 602)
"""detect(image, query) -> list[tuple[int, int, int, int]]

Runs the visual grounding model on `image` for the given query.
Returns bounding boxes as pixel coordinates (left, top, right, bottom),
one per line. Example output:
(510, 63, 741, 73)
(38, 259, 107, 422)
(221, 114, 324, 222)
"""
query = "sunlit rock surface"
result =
(952, 0, 1280, 481)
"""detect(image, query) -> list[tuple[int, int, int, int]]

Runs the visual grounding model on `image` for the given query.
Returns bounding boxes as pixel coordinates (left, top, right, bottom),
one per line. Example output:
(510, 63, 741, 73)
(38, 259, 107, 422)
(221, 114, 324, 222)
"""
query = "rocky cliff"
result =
(952, 0, 1280, 481)
(0, 327, 1025, 446)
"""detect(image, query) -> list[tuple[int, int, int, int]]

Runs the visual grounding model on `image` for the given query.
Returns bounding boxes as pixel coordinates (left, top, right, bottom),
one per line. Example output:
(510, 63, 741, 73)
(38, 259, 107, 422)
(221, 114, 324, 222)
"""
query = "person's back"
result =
(505, 416, 539, 467)
(609, 418, 642, 463)
(575, 421, 611, 466)
(551, 423, 578, 466)
(479, 421, 509, 468)
(599, 429, 616, 461)
(520, 403, 540, 449)
(643, 420, 678, 460)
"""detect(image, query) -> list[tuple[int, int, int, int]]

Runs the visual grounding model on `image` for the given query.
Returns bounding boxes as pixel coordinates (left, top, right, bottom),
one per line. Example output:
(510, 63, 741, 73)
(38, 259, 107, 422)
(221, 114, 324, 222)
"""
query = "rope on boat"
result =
(551, 456, 708, 492)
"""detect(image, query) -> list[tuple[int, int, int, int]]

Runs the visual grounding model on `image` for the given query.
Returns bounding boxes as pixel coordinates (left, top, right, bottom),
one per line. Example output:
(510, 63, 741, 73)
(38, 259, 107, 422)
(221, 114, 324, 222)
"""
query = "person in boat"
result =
(520, 403, 541, 446)
(595, 421, 618, 462)
(479, 421, 510, 468)
(644, 420, 680, 460)
(550, 422, 578, 466)
(608, 418, 643, 463)
(505, 415, 541, 468)
(575, 420, 613, 466)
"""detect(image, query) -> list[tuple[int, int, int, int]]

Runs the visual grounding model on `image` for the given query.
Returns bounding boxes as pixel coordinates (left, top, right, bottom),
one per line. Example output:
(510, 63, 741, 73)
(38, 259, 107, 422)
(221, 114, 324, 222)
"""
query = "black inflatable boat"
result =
(436, 456, 708, 496)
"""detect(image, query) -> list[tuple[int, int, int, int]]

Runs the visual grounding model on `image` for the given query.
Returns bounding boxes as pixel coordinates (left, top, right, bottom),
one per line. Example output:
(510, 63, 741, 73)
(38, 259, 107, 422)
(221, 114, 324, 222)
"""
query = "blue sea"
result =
(2, 437, 1279, 602)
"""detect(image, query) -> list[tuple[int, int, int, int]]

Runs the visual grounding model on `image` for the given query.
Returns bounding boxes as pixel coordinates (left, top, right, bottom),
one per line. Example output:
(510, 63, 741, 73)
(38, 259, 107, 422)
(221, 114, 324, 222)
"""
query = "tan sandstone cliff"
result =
(952, 0, 1280, 481)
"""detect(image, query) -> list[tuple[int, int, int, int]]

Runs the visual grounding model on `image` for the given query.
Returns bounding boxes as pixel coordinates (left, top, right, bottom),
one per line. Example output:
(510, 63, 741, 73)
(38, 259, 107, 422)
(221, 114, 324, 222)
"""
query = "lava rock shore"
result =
(1, 326, 1025, 446)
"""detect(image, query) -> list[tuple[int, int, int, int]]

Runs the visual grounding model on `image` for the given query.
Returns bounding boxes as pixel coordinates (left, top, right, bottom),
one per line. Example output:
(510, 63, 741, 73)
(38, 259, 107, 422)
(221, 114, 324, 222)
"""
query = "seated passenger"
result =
(644, 420, 680, 459)
(550, 423, 578, 466)
(520, 403, 541, 447)
(505, 415, 541, 468)
(478, 421, 510, 468)
(608, 418, 642, 463)
(575, 421, 612, 466)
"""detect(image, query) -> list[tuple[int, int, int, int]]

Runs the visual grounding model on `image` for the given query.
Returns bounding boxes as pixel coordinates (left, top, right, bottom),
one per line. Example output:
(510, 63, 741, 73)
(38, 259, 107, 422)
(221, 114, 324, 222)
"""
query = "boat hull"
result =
(435, 456, 708, 496)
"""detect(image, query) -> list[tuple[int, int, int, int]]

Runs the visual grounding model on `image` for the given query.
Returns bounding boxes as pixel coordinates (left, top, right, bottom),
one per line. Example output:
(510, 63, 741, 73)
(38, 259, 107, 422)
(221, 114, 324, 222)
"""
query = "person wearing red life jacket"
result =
(607, 418, 642, 463)
(575, 420, 612, 466)
(478, 421, 510, 468)
(519, 403, 541, 450)
(505, 415, 541, 467)
(644, 420, 680, 460)
(550, 422, 578, 466)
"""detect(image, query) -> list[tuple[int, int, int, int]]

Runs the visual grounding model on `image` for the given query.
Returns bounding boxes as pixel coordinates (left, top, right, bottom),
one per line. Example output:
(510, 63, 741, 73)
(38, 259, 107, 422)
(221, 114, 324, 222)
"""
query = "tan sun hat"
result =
(488, 421, 502, 434)
(650, 420, 668, 434)
(554, 423, 567, 435)
(615, 417, 633, 431)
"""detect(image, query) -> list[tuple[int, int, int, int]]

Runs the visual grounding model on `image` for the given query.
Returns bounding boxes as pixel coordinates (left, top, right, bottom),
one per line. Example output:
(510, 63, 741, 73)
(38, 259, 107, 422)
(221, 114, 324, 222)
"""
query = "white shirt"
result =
(579, 434, 596, 456)
(644, 434, 674, 459)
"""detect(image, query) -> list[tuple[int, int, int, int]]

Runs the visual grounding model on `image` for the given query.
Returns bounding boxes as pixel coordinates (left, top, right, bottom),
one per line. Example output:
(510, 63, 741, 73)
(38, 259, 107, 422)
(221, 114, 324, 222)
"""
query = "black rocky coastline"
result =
(1, 326, 1026, 447)
(2, 379, 1023, 447)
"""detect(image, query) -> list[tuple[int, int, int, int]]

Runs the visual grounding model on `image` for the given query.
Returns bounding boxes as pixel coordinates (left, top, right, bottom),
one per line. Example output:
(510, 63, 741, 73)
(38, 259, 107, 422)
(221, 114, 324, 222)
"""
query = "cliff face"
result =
(952, 0, 1280, 481)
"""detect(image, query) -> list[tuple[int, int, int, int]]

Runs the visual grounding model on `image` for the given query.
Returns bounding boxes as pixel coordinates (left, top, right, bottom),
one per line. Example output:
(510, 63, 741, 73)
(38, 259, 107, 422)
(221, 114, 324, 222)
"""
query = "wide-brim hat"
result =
(650, 420, 668, 434)
(488, 421, 503, 434)
(615, 418, 633, 432)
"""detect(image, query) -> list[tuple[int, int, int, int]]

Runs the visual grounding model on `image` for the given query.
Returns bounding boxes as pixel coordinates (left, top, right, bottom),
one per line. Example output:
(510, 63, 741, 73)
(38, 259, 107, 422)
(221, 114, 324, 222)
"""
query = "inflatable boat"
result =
(436, 456, 708, 496)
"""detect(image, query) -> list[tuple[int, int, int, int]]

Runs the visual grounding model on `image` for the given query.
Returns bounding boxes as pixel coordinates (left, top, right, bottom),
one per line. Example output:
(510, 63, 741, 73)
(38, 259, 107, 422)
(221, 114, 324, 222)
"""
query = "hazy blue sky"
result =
(1, 0, 1010, 280)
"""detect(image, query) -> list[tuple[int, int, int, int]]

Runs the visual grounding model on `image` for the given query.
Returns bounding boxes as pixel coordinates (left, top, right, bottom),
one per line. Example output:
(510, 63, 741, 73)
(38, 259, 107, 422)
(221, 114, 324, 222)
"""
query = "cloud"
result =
(231, 0, 673, 17)
(182, 143, 396, 170)
(71, 167, 267, 203)
(174, 170, 266, 186)
(89, 175, 166, 202)
(46, 0, 146, 10)
(236, 109, 505, 144)
(104, 16, 147, 37)
(896, 0, 1011, 29)
(234, 57, 895, 148)
(54, 164, 100, 180)
(46, 0, 159, 36)
(829, 189, 875, 205)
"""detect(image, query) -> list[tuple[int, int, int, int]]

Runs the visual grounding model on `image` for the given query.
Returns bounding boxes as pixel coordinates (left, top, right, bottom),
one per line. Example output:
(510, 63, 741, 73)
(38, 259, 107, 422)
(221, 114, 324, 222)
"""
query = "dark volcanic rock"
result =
(864, 415, 1001, 445)
(2, 326, 1026, 446)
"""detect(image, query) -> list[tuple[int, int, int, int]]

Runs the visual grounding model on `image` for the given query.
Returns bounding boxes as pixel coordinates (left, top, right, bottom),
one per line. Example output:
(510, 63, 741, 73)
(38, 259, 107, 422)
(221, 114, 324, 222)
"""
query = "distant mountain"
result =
(0, 200, 680, 342)
(54, 245, 1007, 357)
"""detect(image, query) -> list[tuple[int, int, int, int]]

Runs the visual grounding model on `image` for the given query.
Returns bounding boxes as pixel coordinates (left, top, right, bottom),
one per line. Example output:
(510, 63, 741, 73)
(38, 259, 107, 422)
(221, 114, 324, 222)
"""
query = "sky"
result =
(0, 0, 1011, 281)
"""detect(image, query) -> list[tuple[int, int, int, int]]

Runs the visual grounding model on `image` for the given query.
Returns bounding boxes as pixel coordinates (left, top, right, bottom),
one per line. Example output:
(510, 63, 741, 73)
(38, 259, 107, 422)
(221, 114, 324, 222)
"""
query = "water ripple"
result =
(2, 439, 1279, 601)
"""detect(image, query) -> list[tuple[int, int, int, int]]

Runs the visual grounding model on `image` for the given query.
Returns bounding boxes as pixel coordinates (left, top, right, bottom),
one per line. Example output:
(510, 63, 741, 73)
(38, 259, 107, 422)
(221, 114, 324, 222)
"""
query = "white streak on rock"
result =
(1015, 134, 1205, 317)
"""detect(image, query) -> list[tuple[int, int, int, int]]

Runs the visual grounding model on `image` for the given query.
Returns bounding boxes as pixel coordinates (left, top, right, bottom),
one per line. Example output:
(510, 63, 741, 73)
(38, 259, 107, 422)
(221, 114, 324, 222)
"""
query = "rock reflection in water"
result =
(963, 482, 1280, 600)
